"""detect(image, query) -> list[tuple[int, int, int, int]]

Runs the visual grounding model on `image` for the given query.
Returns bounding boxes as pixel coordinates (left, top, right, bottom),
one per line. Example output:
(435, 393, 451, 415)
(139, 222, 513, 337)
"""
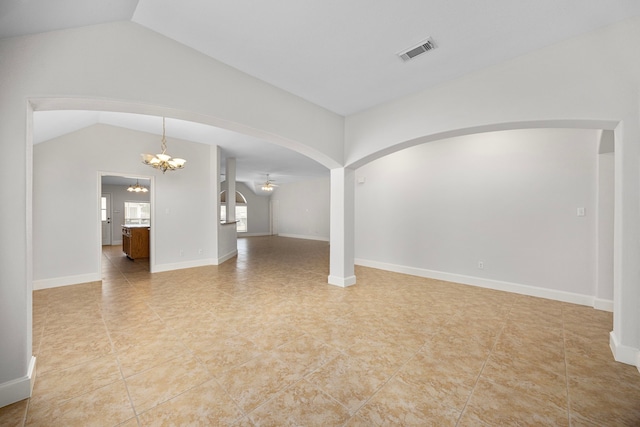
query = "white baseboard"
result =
(35, 255, 239, 285)
(33, 273, 101, 290)
(610, 331, 640, 369)
(239, 232, 271, 237)
(278, 233, 330, 242)
(328, 275, 357, 287)
(0, 356, 36, 408)
(217, 250, 238, 265)
(355, 258, 608, 309)
(593, 298, 614, 312)
(152, 258, 218, 273)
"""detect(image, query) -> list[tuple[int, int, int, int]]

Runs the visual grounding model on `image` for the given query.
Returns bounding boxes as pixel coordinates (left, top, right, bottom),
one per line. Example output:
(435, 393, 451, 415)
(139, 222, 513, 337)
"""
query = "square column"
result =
(328, 167, 356, 287)
(226, 157, 236, 222)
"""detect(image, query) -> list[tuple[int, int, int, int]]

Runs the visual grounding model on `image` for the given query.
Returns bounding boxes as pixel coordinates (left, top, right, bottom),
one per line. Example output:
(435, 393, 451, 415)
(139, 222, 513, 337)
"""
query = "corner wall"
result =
(271, 176, 330, 241)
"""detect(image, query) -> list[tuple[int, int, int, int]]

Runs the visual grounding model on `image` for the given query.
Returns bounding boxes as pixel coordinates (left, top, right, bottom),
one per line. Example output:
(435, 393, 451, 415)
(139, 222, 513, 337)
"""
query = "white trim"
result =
(593, 298, 614, 312)
(217, 250, 238, 265)
(328, 275, 357, 287)
(278, 233, 330, 242)
(355, 258, 600, 307)
(610, 331, 640, 368)
(151, 258, 217, 273)
(28, 356, 36, 396)
(239, 232, 270, 237)
(99, 171, 155, 277)
(0, 356, 36, 408)
(33, 273, 101, 290)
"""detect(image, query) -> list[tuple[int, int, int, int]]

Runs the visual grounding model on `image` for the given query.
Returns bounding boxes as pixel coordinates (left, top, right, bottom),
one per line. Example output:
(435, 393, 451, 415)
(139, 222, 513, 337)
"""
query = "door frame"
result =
(98, 172, 155, 273)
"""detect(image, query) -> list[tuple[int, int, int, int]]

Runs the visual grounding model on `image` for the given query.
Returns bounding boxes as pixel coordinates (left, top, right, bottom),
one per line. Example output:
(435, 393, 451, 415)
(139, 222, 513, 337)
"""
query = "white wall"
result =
(596, 152, 614, 303)
(271, 177, 330, 241)
(235, 182, 271, 236)
(101, 183, 151, 245)
(355, 128, 601, 300)
(33, 124, 219, 286)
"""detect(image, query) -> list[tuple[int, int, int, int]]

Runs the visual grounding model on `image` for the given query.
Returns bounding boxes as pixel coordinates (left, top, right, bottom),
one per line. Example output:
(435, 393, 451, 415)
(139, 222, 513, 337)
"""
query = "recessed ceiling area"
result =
(33, 111, 329, 192)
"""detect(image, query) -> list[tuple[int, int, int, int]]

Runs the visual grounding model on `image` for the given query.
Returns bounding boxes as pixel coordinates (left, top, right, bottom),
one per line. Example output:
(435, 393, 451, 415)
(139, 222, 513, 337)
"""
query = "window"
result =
(124, 202, 150, 225)
(220, 190, 248, 232)
(101, 197, 108, 221)
(221, 205, 248, 232)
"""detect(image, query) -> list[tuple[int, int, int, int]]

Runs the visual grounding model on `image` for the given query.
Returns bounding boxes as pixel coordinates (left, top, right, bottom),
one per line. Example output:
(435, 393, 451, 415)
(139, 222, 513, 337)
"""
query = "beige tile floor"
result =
(2, 236, 639, 426)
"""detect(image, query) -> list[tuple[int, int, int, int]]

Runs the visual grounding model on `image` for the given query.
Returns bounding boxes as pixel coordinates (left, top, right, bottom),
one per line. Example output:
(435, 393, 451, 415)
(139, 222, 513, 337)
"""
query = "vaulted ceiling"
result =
(4, 1, 639, 188)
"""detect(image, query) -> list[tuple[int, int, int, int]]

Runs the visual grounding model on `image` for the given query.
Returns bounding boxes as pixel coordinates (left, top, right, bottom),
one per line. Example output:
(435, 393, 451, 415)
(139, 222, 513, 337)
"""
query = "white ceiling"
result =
(6, 1, 640, 187)
(33, 111, 329, 192)
(4, 0, 640, 115)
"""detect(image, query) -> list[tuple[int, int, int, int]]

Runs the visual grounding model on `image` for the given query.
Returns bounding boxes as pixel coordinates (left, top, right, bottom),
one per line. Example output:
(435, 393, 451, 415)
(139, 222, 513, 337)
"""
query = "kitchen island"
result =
(122, 225, 150, 260)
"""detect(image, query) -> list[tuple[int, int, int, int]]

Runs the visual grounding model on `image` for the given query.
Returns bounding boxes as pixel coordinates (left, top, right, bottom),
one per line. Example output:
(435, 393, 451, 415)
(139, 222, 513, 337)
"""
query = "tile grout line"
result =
(342, 330, 443, 425)
(100, 291, 140, 426)
(117, 255, 253, 425)
(561, 305, 572, 427)
(220, 330, 347, 424)
(454, 303, 514, 427)
(104, 247, 148, 426)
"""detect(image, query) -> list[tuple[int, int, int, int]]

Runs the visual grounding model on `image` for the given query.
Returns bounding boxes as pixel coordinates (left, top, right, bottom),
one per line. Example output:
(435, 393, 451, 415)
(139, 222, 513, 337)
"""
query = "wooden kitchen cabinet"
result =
(122, 226, 150, 259)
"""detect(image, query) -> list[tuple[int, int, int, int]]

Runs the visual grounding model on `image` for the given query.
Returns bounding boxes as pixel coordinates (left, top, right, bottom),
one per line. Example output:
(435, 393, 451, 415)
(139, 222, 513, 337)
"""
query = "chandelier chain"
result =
(161, 117, 168, 154)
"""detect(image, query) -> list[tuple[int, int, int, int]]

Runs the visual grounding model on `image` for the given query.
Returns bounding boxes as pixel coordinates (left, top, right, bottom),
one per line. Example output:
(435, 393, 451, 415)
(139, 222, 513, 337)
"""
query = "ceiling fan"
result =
(261, 174, 278, 192)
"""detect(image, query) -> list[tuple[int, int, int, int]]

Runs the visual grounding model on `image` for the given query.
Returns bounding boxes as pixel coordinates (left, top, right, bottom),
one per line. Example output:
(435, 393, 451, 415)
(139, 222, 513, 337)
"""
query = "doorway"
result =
(100, 174, 153, 271)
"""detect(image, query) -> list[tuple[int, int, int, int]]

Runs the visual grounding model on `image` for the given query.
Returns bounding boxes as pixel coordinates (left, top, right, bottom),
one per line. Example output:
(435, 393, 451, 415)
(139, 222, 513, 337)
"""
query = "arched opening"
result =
(220, 190, 248, 233)
(352, 127, 614, 308)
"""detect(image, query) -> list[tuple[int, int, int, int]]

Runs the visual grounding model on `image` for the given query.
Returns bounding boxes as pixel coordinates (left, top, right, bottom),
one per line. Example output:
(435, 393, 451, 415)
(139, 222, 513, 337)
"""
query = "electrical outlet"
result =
(179, 249, 184, 257)
(198, 249, 203, 255)
(478, 261, 484, 269)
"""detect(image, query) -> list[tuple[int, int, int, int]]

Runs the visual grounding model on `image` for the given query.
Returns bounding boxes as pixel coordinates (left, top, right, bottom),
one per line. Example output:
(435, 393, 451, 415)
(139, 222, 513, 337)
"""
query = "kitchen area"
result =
(102, 176, 151, 264)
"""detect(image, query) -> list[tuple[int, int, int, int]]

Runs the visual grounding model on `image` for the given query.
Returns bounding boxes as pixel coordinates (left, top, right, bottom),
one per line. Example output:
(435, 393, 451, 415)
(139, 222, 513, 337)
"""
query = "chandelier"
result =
(127, 179, 148, 193)
(141, 117, 186, 173)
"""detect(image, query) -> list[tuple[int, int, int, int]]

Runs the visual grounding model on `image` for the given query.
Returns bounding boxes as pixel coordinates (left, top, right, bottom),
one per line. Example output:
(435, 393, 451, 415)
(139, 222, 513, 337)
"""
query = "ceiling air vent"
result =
(398, 37, 436, 62)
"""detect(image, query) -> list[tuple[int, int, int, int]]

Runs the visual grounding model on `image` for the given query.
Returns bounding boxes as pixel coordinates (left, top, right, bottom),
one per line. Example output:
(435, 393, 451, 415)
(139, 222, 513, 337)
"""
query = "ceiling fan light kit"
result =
(141, 117, 187, 174)
(262, 174, 277, 192)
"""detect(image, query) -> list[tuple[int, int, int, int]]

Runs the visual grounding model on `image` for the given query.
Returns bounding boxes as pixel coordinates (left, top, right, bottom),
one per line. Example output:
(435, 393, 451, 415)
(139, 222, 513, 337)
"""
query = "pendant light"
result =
(141, 117, 186, 173)
(127, 179, 148, 193)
